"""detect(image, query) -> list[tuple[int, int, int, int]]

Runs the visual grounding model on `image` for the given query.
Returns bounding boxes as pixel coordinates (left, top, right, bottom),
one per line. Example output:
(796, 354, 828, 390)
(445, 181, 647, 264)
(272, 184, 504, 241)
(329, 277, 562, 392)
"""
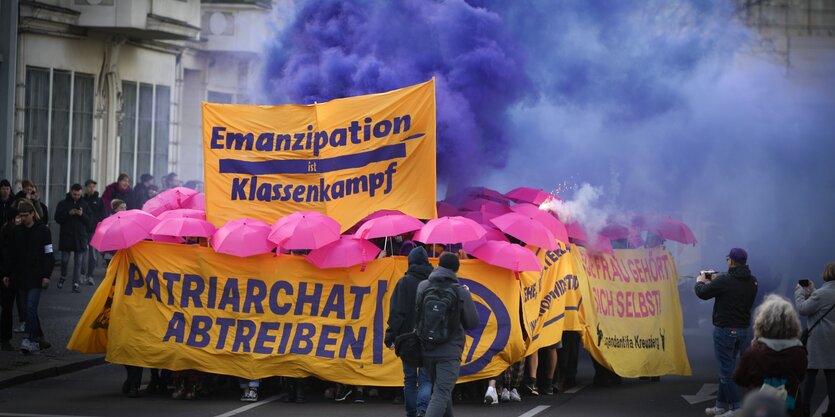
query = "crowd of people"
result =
(1, 175, 834, 417)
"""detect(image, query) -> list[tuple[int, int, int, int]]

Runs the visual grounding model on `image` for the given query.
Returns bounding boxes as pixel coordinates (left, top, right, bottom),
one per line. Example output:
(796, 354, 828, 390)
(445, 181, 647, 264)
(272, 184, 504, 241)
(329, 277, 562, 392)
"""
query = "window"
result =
(23, 66, 95, 212)
(207, 90, 233, 104)
(119, 81, 171, 182)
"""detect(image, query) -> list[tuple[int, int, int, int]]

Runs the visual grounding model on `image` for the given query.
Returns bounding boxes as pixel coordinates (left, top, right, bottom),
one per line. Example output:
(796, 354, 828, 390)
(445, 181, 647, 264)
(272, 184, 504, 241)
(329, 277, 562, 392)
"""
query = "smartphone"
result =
(799, 279, 810, 287)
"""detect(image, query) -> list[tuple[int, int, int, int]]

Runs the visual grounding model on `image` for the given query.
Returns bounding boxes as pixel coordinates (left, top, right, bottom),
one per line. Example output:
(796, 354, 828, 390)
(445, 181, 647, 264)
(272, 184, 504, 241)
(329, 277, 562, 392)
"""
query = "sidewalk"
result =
(0, 264, 106, 389)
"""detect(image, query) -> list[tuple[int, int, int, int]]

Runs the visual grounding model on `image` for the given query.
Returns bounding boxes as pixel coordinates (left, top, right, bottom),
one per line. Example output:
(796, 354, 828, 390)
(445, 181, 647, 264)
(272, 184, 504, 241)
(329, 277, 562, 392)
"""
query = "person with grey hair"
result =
(733, 294, 807, 417)
(795, 262, 835, 417)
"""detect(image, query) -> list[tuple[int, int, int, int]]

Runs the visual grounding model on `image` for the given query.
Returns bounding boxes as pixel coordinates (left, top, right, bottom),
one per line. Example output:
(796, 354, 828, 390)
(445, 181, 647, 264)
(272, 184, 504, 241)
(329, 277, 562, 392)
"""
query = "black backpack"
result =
(416, 283, 460, 346)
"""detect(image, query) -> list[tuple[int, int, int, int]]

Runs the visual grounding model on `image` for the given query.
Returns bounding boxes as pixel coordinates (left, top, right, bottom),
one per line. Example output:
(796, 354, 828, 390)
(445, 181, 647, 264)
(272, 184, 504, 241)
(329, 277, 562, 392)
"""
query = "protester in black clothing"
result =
(2, 201, 54, 354)
(0, 207, 20, 351)
(695, 247, 759, 415)
(386, 246, 434, 417)
(54, 184, 91, 293)
(15, 180, 49, 226)
(131, 173, 155, 209)
(81, 180, 105, 285)
(0, 179, 15, 226)
(416, 252, 479, 417)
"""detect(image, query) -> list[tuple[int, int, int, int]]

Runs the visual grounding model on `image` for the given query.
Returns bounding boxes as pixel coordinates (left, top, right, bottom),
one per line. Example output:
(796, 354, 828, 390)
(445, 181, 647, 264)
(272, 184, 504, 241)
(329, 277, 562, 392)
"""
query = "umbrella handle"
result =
(514, 271, 520, 280)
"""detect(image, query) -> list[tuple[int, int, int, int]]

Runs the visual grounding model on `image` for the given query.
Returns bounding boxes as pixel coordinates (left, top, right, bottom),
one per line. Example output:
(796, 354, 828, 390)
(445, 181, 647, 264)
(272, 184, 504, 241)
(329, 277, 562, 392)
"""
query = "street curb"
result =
(0, 355, 106, 390)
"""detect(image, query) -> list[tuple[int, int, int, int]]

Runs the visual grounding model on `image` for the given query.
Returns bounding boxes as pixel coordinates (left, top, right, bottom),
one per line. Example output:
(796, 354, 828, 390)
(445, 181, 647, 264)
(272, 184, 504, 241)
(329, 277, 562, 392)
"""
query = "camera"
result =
(700, 270, 716, 280)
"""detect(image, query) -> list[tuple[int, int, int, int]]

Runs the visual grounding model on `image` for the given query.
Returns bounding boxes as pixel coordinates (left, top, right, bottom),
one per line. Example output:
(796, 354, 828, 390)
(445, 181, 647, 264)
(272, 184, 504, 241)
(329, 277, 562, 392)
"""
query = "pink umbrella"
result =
(151, 234, 182, 244)
(461, 186, 512, 204)
(211, 218, 274, 257)
(158, 208, 206, 221)
(505, 187, 557, 205)
(413, 216, 487, 244)
(600, 224, 630, 240)
(566, 222, 588, 242)
(461, 210, 502, 225)
(359, 209, 405, 224)
(461, 198, 511, 214)
(306, 236, 382, 269)
(651, 217, 698, 245)
(354, 214, 424, 239)
(510, 203, 569, 243)
(142, 187, 198, 216)
(471, 241, 541, 278)
(586, 235, 615, 256)
(268, 211, 341, 250)
(151, 217, 217, 238)
(462, 226, 509, 253)
(90, 210, 160, 251)
(437, 201, 459, 218)
(181, 192, 205, 210)
(490, 212, 558, 250)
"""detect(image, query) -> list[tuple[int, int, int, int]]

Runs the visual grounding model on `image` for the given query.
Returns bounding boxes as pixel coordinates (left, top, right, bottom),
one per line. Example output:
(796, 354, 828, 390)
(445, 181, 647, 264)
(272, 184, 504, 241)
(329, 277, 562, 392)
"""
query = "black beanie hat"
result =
(439, 252, 460, 272)
(408, 246, 429, 266)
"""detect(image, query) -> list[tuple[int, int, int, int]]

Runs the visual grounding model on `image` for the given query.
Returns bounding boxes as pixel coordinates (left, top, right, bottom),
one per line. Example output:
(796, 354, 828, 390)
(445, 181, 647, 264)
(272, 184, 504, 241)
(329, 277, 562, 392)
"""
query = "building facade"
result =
(0, 0, 272, 226)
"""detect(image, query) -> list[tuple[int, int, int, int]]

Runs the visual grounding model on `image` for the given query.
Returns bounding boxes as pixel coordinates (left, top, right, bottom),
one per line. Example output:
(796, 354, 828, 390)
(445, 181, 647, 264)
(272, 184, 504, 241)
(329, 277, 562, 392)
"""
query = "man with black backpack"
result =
(386, 246, 434, 417)
(415, 252, 479, 417)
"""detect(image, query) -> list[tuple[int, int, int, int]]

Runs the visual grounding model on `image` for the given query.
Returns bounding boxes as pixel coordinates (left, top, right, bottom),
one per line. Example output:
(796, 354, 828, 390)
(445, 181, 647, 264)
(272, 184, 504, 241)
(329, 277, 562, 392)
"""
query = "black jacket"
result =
(385, 262, 434, 347)
(416, 266, 480, 359)
(82, 191, 106, 233)
(54, 194, 91, 252)
(132, 183, 152, 209)
(0, 195, 15, 226)
(695, 264, 758, 328)
(4, 222, 55, 289)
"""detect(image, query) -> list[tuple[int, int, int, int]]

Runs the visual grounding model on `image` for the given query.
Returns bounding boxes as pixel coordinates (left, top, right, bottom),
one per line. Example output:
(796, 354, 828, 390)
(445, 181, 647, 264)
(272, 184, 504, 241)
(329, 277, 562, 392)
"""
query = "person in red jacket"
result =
(734, 294, 807, 417)
(102, 174, 134, 213)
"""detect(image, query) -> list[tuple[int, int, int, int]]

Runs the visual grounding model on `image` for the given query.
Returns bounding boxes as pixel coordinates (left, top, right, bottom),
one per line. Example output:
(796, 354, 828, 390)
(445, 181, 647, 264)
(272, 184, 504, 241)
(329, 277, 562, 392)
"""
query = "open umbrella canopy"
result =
(461, 210, 502, 226)
(587, 235, 615, 256)
(90, 209, 160, 251)
(306, 236, 382, 269)
(510, 203, 569, 243)
(211, 218, 274, 257)
(490, 212, 559, 250)
(565, 222, 588, 242)
(151, 234, 182, 244)
(358, 209, 405, 224)
(460, 186, 512, 204)
(151, 217, 216, 238)
(268, 211, 341, 250)
(413, 216, 487, 244)
(437, 201, 459, 217)
(354, 214, 424, 239)
(142, 187, 198, 216)
(650, 217, 697, 245)
(157, 208, 206, 221)
(505, 187, 557, 205)
(471, 241, 541, 273)
(461, 198, 511, 214)
(181, 192, 205, 210)
(462, 226, 509, 253)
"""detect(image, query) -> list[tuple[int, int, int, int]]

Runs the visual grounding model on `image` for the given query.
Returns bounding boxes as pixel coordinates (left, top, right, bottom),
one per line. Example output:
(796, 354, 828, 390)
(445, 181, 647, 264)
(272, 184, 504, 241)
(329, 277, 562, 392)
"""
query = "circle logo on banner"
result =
(459, 278, 511, 377)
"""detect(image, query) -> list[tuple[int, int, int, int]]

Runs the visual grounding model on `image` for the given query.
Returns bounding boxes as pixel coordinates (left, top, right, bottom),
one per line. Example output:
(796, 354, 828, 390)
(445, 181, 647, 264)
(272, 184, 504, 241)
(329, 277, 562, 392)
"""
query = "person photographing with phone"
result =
(695, 248, 759, 417)
(794, 263, 835, 417)
(54, 184, 91, 293)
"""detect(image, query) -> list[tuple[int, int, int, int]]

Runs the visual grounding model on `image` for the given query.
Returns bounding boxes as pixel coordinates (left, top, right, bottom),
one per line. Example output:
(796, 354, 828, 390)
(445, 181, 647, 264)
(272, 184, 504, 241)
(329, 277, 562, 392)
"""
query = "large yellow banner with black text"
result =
(203, 80, 437, 230)
(572, 245, 692, 377)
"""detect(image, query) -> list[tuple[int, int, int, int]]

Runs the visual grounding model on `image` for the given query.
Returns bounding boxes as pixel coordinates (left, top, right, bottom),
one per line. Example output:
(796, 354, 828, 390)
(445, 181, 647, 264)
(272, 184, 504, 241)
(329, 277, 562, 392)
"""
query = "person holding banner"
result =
(416, 253, 479, 417)
(386, 246, 434, 417)
(695, 248, 759, 417)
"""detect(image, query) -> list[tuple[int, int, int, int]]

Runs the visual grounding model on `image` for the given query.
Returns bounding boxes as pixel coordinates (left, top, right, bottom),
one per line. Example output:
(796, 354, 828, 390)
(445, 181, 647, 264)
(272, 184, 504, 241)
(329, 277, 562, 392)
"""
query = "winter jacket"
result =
(733, 338, 807, 414)
(132, 183, 152, 209)
(795, 280, 835, 369)
(385, 248, 434, 348)
(695, 264, 758, 328)
(0, 195, 15, 226)
(54, 194, 91, 252)
(82, 191, 106, 233)
(415, 266, 480, 359)
(3, 222, 55, 289)
(102, 182, 134, 214)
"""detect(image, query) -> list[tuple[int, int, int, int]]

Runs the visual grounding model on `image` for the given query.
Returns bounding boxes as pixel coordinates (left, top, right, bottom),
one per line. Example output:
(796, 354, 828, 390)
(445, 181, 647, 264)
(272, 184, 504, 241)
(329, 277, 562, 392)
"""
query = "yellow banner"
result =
(519, 243, 583, 354)
(572, 245, 692, 377)
(69, 242, 524, 385)
(202, 80, 437, 231)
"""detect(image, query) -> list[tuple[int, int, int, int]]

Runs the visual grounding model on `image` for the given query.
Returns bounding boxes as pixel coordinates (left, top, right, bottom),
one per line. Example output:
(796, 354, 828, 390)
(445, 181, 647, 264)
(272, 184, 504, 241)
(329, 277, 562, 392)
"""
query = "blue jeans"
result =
(61, 251, 84, 287)
(403, 362, 432, 417)
(713, 326, 748, 410)
(24, 287, 42, 340)
(238, 378, 260, 389)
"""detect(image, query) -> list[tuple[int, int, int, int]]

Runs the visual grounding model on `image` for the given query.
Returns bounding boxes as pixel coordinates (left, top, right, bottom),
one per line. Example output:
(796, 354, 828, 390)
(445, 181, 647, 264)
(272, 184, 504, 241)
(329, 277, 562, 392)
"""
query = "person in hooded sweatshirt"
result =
(386, 246, 434, 417)
(416, 252, 479, 417)
(696, 247, 759, 417)
(734, 294, 807, 416)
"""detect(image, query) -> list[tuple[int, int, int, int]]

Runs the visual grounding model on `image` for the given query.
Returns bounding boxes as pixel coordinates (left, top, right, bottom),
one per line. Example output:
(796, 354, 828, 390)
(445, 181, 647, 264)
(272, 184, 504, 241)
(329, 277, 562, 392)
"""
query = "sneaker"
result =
(705, 406, 727, 416)
(335, 386, 353, 402)
(87, 276, 96, 286)
(172, 383, 186, 400)
(716, 410, 736, 417)
(34, 338, 51, 350)
(353, 388, 365, 404)
(241, 387, 258, 402)
(510, 388, 522, 402)
(57, 277, 65, 289)
(523, 381, 539, 396)
(20, 338, 39, 355)
(72, 283, 80, 293)
(500, 387, 510, 402)
(483, 386, 498, 405)
(541, 379, 555, 395)
(15, 322, 25, 333)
